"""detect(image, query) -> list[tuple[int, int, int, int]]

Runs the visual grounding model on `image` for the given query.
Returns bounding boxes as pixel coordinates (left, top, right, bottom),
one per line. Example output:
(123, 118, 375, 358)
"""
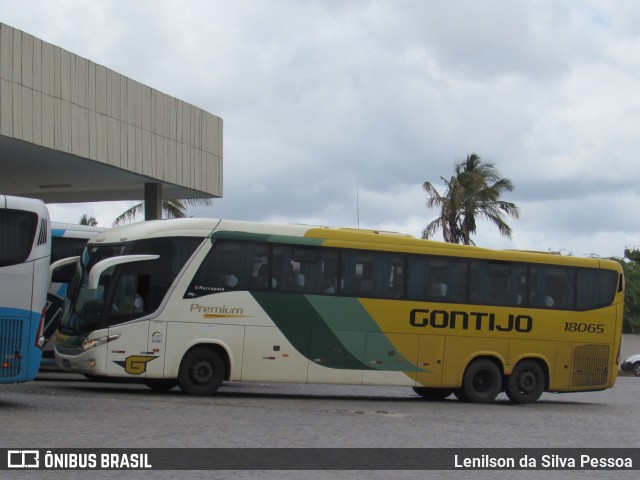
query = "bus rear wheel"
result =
(178, 347, 224, 396)
(505, 360, 545, 404)
(412, 387, 453, 401)
(460, 358, 502, 404)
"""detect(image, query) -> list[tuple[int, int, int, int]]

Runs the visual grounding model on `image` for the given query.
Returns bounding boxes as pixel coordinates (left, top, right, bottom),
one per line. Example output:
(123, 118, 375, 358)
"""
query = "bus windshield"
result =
(59, 237, 201, 335)
(59, 245, 125, 334)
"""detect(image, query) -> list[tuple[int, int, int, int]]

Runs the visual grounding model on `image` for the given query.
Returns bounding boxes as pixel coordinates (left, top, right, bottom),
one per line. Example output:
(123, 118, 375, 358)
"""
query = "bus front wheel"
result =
(178, 347, 224, 396)
(460, 358, 502, 404)
(505, 360, 546, 404)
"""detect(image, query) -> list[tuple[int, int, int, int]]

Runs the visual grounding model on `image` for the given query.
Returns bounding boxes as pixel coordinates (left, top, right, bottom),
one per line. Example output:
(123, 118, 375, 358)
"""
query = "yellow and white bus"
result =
(54, 218, 624, 404)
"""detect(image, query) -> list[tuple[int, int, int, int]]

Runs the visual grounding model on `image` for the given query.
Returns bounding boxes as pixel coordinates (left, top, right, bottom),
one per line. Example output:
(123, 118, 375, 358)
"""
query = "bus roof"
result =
(88, 218, 221, 244)
(1, 194, 49, 219)
(84, 217, 619, 271)
(52, 222, 107, 238)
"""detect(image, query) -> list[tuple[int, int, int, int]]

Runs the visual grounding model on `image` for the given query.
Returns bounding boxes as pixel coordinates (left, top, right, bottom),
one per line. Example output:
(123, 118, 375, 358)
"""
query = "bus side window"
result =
(512, 266, 529, 306)
(294, 247, 338, 294)
(341, 252, 372, 297)
(407, 255, 428, 300)
(272, 246, 293, 291)
(273, 248, 305, 291)
(217, 241, 269, 290)
(184, 240, 243, 297)
(294, 247, 318, 292)
(320, 252, 339, 294)
(577, 269, 617, 310)
(487, 262, 510, 305)
(384, 257, 405, 298)
(530, 266, 575, 309)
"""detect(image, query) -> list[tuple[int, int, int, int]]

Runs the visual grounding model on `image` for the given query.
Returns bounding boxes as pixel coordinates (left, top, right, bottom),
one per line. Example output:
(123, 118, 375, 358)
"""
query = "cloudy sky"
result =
(4, 0, 640, 258)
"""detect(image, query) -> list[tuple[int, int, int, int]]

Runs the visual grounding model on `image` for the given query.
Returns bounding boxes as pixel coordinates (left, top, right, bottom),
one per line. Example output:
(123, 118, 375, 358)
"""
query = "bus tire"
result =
(178, 347, 224, 396)
(412, 387, 453, 401)
(506, 360, 545, 404)
(460, 358, 502, 404)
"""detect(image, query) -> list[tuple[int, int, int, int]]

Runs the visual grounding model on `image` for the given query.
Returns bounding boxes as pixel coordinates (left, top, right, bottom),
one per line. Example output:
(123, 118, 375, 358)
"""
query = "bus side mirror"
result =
(88, 255, 160, 290)
(50, 256, 80, 286)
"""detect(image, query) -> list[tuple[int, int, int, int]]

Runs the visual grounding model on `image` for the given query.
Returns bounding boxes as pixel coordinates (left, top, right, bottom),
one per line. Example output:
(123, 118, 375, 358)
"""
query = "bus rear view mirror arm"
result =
(88, 255, 159, 290)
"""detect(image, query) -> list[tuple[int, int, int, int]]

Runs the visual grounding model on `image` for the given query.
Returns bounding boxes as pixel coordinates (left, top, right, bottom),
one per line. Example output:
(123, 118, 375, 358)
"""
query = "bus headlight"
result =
(81, 334, 120, 351)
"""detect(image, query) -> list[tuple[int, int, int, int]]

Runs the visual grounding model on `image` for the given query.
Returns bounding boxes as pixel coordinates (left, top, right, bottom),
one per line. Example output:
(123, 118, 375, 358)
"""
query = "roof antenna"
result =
(356, 190, 360, 229)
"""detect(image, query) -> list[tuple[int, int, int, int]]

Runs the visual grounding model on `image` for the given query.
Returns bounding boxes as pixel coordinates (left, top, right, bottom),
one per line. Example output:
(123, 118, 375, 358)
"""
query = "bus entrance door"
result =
(105, 320, 152, 378)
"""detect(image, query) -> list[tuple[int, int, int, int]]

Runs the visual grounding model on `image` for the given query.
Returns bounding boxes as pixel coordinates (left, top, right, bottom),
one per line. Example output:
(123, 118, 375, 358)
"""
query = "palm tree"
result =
(422, 154, 519, 245)
(79, 214, 98, 226)
(113, 198, 213, 226)
(422, 175, 464, 243)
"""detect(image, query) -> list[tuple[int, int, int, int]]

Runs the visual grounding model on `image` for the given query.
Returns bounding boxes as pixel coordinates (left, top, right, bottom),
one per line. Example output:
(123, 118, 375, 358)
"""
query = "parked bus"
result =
(54, 218, 624, 403)
(0, 195, 50, 383)
(41, 223, 106, 364)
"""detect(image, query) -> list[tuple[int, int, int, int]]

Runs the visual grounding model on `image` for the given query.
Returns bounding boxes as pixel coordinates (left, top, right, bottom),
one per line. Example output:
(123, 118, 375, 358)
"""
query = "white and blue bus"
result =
(41, 223, 106, 363)
(0, 194, 50, 383)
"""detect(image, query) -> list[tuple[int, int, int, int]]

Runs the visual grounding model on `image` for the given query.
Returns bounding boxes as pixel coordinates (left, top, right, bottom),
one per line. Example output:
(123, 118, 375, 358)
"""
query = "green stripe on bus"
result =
(251, 292, 420, 372)
(210, 231, 323, 246)
(307, 295, 420, 372)
(211, 231, 272, 242)
(251, 292, 372, 370)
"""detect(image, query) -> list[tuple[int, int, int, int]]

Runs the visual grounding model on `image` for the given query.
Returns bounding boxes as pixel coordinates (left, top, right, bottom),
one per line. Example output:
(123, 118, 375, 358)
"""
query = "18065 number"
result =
(564, 322, 604, 333)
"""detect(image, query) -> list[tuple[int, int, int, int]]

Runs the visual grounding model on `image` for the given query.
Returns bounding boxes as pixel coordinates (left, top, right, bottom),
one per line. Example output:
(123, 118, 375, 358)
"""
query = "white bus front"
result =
(54, 234, 203, 382)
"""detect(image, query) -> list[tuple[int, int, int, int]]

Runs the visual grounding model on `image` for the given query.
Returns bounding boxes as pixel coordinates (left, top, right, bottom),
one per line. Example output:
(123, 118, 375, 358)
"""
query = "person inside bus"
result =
(216, 255, 240, 288)
(133, 293, 144, 312)
(321, 261, 339, 294)
(430, 282, 448, 299)
(289, 264, 305, 290)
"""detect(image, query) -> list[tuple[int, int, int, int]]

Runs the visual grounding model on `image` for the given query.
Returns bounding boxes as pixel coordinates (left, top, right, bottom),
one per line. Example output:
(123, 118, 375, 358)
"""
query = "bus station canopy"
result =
(0, 23, 223, 213)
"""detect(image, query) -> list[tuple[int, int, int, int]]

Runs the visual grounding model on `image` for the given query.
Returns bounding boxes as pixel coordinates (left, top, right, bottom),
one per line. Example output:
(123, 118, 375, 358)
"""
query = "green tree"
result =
(113, 198, 213, 226)
(79, 214, 98, 226)
(422, 154, 520, 245)
(613, 247, 640, 333)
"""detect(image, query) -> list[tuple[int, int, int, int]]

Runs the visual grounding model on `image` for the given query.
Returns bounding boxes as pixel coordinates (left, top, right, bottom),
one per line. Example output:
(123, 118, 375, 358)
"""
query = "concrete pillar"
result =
(144, 183, 162, 220)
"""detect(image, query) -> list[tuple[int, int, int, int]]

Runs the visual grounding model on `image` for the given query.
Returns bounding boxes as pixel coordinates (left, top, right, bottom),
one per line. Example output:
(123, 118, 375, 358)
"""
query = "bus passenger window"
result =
(293, 247, 336, 294)
(217, 252, 241, 287)
(386, 261, 405, 298)
(426, 260, 453, 301)
(577, 269, 617, 310)
(272, 246, 293, 290)
(530, 266, 575, 310)
(341, 252, 372, 297)
(320, 253, 339, 294)
(184, 241, 242, 297)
